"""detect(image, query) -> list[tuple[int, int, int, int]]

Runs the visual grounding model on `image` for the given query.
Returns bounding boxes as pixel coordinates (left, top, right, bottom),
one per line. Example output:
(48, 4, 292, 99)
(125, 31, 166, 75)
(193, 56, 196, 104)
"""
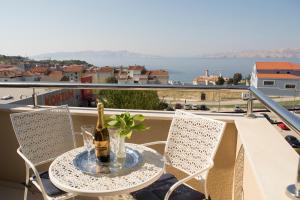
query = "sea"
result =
(143, 57, 300, 83)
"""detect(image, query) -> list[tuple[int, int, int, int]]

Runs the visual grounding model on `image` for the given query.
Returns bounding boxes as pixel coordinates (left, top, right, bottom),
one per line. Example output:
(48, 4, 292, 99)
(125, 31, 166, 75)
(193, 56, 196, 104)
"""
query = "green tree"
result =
(98, 90, 164, 110)
(233, 73, 242, 85)
(215, 76, 225, 85)
(227, 78, 234, 85)
(60, 76, 70, 81)
(106, 76, 118, 83)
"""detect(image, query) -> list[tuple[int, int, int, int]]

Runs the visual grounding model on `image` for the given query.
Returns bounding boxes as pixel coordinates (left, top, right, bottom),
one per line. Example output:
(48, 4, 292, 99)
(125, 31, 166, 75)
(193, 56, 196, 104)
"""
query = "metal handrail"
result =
(0, 82, 299, 134)
(250, 86, 300, 134)
(0, 82, 248, 90)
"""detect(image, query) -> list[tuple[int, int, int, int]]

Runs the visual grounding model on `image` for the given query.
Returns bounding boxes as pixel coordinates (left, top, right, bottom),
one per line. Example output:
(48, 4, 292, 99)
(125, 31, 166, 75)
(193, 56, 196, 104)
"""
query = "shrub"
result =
(98, 90, 163, 110)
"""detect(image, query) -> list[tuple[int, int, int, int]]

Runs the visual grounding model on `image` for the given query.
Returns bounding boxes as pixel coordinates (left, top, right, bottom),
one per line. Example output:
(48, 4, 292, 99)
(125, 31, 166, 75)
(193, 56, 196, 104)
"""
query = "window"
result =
(201, 93, 206, 100)
(287, 71, 290, 74)
(276, 71, 280, 74)
(263, 80, 275, 86)
(285, 84, 296, 89)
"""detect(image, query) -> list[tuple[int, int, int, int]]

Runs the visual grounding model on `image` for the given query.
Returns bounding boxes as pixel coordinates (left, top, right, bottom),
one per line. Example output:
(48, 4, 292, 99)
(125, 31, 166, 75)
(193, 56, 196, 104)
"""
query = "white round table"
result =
(49, 143, 164, 197)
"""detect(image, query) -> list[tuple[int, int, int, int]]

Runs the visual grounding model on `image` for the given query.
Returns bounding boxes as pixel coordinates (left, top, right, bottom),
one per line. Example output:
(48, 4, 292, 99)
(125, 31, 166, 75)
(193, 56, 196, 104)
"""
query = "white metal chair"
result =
(10, 105, 77, 200)
(132, 110, 226, 200)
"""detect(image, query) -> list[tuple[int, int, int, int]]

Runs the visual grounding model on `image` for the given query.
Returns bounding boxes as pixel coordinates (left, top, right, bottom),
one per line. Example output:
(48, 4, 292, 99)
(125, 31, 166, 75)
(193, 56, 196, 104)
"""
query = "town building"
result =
(40, 71, 63, 82)
(22, 71, 40, 81)
(251, 62, 300, 96)
(193, 70, 220, 85)
(0, 65, 24, 82)
(128, 65, 145, 83)
(147, 70, 169, 84)
(86, 66, 114, 83)
(62, 65, 84, 82)
(116, 66, 169, 84)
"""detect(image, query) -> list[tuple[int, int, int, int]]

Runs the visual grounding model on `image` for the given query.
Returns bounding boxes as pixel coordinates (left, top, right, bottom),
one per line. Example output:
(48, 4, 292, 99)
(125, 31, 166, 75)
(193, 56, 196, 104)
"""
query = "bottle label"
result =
(94, 140, 109, 158)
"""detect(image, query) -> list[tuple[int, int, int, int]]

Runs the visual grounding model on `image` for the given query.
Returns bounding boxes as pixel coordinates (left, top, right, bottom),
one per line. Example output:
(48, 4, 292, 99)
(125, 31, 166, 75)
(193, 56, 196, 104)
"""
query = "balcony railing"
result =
(0, 82, 299, 134)
(0, 81, 300, 199)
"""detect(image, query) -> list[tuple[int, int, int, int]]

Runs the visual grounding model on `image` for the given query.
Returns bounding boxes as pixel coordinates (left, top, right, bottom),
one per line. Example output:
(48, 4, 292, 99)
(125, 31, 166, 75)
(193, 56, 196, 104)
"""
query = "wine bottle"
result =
(94, 102, 110, 163)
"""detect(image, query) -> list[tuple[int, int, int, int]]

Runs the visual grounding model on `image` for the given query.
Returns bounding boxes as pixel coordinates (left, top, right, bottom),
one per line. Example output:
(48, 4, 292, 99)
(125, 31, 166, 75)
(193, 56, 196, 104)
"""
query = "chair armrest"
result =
(164, 160, 214, 200)
(141, 141, 167, 147)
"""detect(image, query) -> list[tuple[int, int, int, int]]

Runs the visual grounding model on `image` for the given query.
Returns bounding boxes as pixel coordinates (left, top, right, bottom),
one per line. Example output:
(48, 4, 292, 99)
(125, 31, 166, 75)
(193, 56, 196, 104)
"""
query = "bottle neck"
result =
(96, 103, 105, 131)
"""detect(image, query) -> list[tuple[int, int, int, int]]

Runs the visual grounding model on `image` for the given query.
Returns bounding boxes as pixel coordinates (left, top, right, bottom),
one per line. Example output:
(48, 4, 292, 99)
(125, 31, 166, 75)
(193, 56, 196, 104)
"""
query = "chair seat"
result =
(32, 171, 66, 197)
(131, 173, 205, 200)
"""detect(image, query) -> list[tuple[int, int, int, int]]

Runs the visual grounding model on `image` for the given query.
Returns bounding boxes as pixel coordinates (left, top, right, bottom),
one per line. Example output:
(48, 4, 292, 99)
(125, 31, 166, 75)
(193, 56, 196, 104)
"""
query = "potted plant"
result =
(106, 112, 149, 163)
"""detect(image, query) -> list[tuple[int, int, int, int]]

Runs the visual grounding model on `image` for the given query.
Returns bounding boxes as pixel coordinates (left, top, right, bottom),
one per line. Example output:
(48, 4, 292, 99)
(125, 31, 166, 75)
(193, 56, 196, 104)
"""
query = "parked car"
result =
(184, 104, 192, 110)
(199, 104, 209, 111)
(277, 122, 290, 130)
(1, 95, 13, 100)
(262, 113, 279, 124)
(285, 135, 300, 148)
(191, 104, 199, 110)
(234, 105, 244, 113)
(165, 106, 175, 111)
(175, 103, 183, 109)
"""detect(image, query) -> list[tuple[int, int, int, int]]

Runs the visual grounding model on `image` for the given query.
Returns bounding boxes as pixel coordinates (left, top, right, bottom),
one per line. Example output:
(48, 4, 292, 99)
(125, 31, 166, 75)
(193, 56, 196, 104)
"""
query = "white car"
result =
(1, 95, 13, 100)
(184, 104, 192, 110)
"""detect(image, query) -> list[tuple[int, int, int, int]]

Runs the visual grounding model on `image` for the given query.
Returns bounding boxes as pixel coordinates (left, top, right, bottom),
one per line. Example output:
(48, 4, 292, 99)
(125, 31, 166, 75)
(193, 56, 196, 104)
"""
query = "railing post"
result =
(286, 159, 300, 199)
(32, 88, 39, 108)
(246, 91, 256, 118)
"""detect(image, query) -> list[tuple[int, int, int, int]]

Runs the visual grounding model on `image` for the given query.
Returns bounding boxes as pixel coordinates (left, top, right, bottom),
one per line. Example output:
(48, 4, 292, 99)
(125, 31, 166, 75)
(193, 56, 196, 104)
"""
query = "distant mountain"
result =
(31, 48, 300, 66)
(200, 48, 300, 59)
(32, 50, 162, 66)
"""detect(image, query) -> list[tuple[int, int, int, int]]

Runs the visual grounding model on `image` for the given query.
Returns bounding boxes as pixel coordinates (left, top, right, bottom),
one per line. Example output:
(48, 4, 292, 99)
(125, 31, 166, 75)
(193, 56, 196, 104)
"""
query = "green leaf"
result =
(132, 124, 145, 130)
(125, 130, 133, 139)
(119, 117, 126, 129)
(110, 115, 117, 120)
(132, 124, 150, 131)
(104, 112, 148, 137)
(133, 114, 144, 121)
(107, 120, 119, 127)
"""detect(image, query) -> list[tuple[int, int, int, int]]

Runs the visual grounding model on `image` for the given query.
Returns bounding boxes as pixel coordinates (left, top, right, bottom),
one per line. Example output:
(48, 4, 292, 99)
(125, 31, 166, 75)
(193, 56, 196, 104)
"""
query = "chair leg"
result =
(24, 165, 30, 200)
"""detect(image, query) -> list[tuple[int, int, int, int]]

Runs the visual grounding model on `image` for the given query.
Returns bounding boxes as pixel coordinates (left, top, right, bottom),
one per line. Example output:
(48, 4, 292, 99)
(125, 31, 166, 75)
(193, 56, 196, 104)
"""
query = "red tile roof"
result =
(30, 66, 48, 74)
(128, 65, 145, 71)
(63, 65, 84, 73)
(257, 73, 300, 79)
(0, 64, 15, 69)
(148, 70, 169, 76)
(99, 66, 113, 73)
(256, 62, 300, 71)
(86, 66, 113, 73)
(0, 68, 22, 78)
(22, 71, 34, 77)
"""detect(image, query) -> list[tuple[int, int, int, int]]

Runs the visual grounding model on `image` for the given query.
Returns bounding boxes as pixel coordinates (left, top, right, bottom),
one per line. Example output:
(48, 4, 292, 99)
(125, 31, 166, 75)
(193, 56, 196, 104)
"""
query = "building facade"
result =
(251, 62, 300, 96)
(62, 65, 84, 82)
(193, 69, 220, 85)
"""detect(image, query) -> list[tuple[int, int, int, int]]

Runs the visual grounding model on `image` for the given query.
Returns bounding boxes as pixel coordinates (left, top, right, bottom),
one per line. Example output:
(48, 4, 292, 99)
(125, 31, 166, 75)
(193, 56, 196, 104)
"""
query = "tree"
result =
(215, 76, 225, 85)
(106, 76, 118, 83)
(227, 78, 234, 85)
(60, 76, 70, 81)
(97, 90, 165, 110)
(233, 73, 242, 85)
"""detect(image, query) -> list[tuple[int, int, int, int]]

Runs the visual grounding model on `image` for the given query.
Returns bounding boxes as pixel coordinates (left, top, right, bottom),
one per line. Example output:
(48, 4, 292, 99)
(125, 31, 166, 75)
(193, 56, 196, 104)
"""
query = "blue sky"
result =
(0, 0, 299, 56)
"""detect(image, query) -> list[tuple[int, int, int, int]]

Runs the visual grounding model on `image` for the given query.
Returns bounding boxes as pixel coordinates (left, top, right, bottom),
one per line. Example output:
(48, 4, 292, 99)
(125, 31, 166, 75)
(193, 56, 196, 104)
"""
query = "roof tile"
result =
(257, 73, 300, 79)
(256, 62, 300, 71)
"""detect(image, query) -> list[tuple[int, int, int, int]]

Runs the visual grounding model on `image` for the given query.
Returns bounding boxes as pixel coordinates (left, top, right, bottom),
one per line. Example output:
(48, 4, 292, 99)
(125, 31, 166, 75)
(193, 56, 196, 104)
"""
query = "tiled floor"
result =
(0, 181, 42, 200)
(0, 181, 133, 200)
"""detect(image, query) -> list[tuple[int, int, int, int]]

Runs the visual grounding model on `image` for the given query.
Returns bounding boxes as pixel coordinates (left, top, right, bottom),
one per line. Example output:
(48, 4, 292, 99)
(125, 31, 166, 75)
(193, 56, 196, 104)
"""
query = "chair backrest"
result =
(165, 110, 226, 177)
(10, 105, 76, 166)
